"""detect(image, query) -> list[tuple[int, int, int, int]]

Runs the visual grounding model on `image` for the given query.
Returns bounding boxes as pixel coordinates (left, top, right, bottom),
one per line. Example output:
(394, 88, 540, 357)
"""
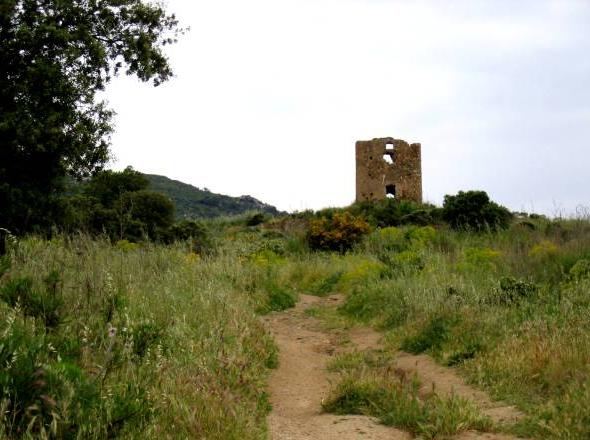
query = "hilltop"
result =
(144, 173, 283, 219)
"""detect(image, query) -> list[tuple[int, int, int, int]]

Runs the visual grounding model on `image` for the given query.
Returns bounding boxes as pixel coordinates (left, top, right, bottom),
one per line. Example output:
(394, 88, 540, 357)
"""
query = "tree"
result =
(442, 190, 513, 231)
(120, 189, 175, 240)
(0, 0, 182, 233)
(84, 166, 149, 207)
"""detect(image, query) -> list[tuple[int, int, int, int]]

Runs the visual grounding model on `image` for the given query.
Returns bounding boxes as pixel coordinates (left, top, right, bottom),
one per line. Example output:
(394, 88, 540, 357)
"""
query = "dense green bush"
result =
(495, 277, 538, 304)
(245, 212, 267, 226)
(169, 220, 214, 254)
(442, 191, 513, 231)
(350, 199, 433, 227)
(120, 190, 175, 241)
(569, 259, 590, 281)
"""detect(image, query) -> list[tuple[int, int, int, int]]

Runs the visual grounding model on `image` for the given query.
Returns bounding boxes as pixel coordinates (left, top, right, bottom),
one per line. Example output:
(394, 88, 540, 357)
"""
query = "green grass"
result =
(318, 219, 590, 438)
(323, 374, 492, 438)
(2, 214, 590, 438)
(0, 234, 277, 439)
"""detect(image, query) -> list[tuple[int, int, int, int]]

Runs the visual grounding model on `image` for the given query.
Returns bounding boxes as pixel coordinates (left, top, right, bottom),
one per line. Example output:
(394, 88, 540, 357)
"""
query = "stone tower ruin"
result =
(355, 137, 422, 203)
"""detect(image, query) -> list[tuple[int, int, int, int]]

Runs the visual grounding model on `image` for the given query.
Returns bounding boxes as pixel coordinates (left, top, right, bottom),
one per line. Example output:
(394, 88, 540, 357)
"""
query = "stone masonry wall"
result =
(355, 137, 422, 203)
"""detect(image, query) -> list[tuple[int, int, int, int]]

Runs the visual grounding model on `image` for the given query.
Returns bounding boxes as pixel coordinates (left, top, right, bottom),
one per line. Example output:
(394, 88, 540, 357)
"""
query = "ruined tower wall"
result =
(355, 137, 422, 203)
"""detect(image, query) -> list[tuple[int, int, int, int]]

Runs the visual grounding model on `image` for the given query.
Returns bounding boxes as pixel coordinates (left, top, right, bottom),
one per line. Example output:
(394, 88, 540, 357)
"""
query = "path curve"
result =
(265, 295, 410, 440)
(265, 294, 528, 440)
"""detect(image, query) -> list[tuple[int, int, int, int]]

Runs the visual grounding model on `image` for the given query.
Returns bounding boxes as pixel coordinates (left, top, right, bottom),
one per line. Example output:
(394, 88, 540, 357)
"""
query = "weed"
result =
(401, 314, 459, 354)
(132, 321, 164, 358)
(0, 271, 64, 328)
(446, 343, 483, 366)
(568, 258, 590, 281)
(495, 277, 538, 304)
(309, 271, 343, 296)
(323, 374, 492, 438)
(257, 280, 297, 313)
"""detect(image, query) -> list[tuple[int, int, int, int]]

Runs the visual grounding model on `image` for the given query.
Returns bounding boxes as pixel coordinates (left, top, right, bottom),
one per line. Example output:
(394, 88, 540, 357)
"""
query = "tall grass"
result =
(0, 234, 277, 439)
(300, 219, 590, 439)
(2, 214, 590, 438)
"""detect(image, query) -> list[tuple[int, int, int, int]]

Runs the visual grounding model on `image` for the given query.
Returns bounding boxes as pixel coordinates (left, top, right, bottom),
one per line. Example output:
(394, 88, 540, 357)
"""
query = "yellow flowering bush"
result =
(338, 256, 386, 292)
(407, 226, 437, 247)
(456, 247, 502, 272)
(308, 212, 370, 252)
(185, 252, 201, 264)
(115, 239, 139, 252)
(529, 240, 559, 259)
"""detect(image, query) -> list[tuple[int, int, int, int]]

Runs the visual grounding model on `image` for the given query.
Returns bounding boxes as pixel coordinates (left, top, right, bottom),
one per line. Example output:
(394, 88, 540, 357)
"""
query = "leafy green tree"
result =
(0, 0, 182, 233)
(84, 167, 149, 207)
(120, 190, 175, 240)
(442, 190, 513, 231)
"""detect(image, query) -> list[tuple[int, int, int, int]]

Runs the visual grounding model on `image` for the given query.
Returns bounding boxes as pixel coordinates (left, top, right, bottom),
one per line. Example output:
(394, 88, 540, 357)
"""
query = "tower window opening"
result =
(385, 184, 396, 198)
(384, 143, 395, 165)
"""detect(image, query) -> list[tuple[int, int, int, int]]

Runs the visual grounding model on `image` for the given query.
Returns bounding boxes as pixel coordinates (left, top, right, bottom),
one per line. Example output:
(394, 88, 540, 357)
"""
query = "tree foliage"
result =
(0, 0, 182, 233)
(62, 167, 175, 241)
(442, 190, 513, 231)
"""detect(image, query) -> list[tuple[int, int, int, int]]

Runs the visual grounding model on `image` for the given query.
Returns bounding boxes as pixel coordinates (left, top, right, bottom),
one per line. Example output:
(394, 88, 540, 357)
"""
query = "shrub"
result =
(391, 250, 425, 272)
(131, 321, 165, 358)
(308, 212, 370, 252)
(245, 212, 267, 226)
(0, 271, 64, 329)
(338, 258, 386, 291)
(495, 277, 538, 304)
(406, 226, 437, 246)
(350, 199, 428, 227)
(442, 190, 513, 231)
(116, 239, 139, 252)
(257, 281, 297, 313)
(456, 247, 502, 272)
(341, 283, 409, 327)
(529, 240, 559, 259)
(249, 249, 285, 268)
(400, 209, 435, 226)
(0, 314, 103, 437)
(569, 259, 590, 281)
(121, 190, 175, 240)
(401, 314, 459, 354)
(169, 220, 214, 254)
(366, 226, 407, 254)
(309, 271, 343, 296)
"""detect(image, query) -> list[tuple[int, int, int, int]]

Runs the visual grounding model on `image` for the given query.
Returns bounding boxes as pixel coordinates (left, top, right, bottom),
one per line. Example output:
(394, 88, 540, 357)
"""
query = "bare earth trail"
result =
(265, 294, 526, 440)
(265, 294, 410, 440)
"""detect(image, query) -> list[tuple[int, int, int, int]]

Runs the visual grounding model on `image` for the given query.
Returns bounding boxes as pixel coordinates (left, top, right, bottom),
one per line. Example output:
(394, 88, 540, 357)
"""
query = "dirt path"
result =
(265, 294, 410, 440)
(393, 353, 523, 424)
(265, 294, 526, 440)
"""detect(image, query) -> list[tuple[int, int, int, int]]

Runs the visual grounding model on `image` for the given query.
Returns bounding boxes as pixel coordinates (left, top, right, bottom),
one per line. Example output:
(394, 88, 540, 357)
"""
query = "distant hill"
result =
(144, 174, 282, 219)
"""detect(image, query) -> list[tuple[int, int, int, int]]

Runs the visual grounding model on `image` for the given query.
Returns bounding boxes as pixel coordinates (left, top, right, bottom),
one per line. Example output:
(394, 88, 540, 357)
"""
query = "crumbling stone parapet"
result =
(355, 137, 422, 203)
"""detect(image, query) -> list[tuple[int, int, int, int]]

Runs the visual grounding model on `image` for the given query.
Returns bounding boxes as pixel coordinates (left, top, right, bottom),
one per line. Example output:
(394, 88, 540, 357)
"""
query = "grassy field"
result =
(1, 212, 590, 438)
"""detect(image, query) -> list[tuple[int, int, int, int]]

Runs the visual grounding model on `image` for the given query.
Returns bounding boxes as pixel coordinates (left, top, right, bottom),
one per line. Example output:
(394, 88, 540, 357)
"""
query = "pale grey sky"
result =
(106, 0, 590, 215)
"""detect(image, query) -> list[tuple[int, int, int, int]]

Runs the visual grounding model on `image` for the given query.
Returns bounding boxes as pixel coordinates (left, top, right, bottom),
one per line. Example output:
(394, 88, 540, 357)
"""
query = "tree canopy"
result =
(442, 190, 513, 231)
(0, 0, 182, 233)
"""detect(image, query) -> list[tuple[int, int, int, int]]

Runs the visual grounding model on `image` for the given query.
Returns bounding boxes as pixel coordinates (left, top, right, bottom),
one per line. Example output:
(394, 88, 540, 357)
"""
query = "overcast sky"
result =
(106, 0, 590, 216)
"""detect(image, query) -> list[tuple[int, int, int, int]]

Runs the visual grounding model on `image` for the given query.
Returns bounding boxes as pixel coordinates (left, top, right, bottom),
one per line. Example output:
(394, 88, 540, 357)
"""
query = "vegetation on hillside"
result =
(144, 174, 282, 219)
